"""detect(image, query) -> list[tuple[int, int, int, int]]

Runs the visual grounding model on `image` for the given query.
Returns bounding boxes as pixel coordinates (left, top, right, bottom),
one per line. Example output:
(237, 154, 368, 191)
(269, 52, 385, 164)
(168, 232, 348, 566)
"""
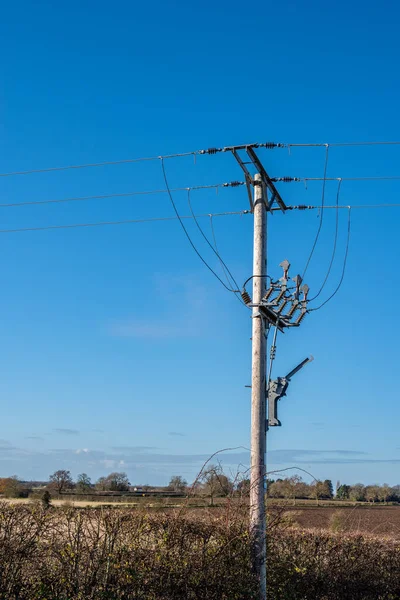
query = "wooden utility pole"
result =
(250, 173, 267, 599)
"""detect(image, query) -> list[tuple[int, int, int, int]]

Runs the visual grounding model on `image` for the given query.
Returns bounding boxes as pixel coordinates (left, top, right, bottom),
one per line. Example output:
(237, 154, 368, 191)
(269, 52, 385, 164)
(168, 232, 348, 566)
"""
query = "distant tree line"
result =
(1, 469, 400, 504)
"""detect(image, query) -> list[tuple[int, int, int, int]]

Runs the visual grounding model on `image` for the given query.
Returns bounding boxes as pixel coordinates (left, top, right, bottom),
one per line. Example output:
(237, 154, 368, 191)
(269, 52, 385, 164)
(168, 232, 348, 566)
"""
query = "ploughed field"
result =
(284, 504, 400, 539)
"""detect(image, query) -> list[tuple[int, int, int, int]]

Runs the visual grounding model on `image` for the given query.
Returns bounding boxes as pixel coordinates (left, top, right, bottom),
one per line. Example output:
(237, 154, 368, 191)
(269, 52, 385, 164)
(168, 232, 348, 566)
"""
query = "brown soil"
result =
(284, 505, 400, 538)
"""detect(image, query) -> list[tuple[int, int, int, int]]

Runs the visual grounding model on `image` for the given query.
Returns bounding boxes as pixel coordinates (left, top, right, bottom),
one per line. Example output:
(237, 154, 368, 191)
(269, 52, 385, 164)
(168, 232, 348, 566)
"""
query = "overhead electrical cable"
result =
(0, 151, 197, 178)
(308, 207, 352, 312)
(0, 182, 244, 209)
(301, 145, 330, 279)
(286, 203, 400, 210)
(308, 179, 343, 302)
(299, 176, 400, 182)
(160, 157, 243, 294)
(186, 189, 241, 293)
(286, 141, 400, 148)
(0, 211, 249, 235)
(208, 214, 236, 292)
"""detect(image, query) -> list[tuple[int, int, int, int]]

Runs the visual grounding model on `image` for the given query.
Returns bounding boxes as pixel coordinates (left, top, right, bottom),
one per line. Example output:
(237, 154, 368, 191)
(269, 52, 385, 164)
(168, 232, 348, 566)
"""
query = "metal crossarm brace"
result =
(231, 149, 254, 211)
(229, 145, 287, 212)
(245, 147, 287, 212)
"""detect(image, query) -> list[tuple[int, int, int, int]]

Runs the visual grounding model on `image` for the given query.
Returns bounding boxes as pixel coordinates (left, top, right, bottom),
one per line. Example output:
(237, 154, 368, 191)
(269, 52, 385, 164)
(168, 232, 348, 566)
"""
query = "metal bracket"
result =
(267, 356, 314, 427)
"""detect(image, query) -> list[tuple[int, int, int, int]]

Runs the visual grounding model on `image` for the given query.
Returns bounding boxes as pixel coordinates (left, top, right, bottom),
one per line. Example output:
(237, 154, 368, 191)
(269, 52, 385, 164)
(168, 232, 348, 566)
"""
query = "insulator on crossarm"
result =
(286, 301, 299, 318)
(223, 181, 244, 187)
(263, 287, 274, 301)
(272, 177, 301, 183)
(295, 311, 307, 325)
(241, 289, 252, 305)
(277, 299, 289, 314)
(199, 147, 221, 155)
(264, 142, 278, 149)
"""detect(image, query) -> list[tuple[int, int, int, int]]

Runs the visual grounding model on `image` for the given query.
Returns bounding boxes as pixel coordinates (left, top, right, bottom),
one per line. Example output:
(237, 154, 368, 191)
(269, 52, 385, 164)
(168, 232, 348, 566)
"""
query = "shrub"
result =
(0, 502, 399, 599)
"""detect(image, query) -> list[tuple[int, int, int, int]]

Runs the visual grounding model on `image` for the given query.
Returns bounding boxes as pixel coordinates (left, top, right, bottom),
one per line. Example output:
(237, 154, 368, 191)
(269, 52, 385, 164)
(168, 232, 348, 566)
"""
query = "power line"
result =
(308, 179, 343, 302)
(0, 182, 245, 209)
(286, 203, 400, 210)
(186, 188, 245, 305)
(209, 214, 236, 291)
(160, 157, 243, 294)
(301, 145, 330, 279)
(0, 151, 197, 178)
(2, 140, 400, 178)
(0, 210, 249, 235)
(280, 176, 400, 182)
(286, 141, 400, 148)
(308, 207, 352, 312)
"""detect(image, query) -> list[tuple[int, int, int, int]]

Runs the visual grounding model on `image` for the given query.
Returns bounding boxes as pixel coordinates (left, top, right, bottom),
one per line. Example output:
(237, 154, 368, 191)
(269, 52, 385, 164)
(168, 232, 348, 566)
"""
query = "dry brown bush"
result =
(0, 501, 399, 599)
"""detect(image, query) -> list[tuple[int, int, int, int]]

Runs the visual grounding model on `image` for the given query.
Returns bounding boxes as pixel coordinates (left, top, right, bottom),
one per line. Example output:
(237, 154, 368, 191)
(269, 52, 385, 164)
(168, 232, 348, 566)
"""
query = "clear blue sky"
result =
(1, 0, 400, 486)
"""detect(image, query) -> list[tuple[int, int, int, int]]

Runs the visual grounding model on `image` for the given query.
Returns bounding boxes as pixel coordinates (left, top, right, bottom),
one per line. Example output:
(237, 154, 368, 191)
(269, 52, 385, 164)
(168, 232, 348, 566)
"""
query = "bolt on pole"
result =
(250, 173, 267, 599)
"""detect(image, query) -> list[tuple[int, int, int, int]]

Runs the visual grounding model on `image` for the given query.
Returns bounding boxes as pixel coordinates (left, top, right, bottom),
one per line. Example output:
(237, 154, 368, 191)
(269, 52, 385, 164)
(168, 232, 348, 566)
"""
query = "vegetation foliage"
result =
(0, 502, 399, 599)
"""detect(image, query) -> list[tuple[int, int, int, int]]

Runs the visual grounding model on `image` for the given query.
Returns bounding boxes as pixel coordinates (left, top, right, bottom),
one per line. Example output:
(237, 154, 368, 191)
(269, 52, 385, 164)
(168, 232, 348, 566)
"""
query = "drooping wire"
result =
(308, 179, 342, 301)
(186, 189, 246, 307)
(209, 214, 235, 290)
(242, 274, 274, 289)
(302, 145, 330, 279)
(187, 189, 239, 290)
(209, 215, 249, 309)
(308, 207, 352, 312)
(160, 157, 241, 294)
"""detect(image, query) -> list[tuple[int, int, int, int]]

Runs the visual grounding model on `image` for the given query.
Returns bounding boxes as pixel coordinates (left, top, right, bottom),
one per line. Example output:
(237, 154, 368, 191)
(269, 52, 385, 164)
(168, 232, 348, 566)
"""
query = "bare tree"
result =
(168, 475, 187, 493)
(236, 478, 251, 497)
(95, 476, 107, 491)
(76, 473, 92, 493)
(202, 464, 233, 506)
(49, 470, 74, 495)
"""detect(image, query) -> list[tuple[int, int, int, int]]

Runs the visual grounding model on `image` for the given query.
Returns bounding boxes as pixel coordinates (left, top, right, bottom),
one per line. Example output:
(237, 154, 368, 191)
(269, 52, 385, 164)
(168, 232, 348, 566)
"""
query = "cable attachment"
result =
(301, 284, 310, 302)
(199, 147, 222, 155)
(241, 289, 252, 305)
(293, 284, 310, 325)
(292, 274, 303, 300)
(270, 344, 276, 361)
(271, 177, 302, 182)
(279, 260, 290, 291)
(255, 259, 311, 330)
(223, 181, 244, 187)
(264, 142, 284, 149)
